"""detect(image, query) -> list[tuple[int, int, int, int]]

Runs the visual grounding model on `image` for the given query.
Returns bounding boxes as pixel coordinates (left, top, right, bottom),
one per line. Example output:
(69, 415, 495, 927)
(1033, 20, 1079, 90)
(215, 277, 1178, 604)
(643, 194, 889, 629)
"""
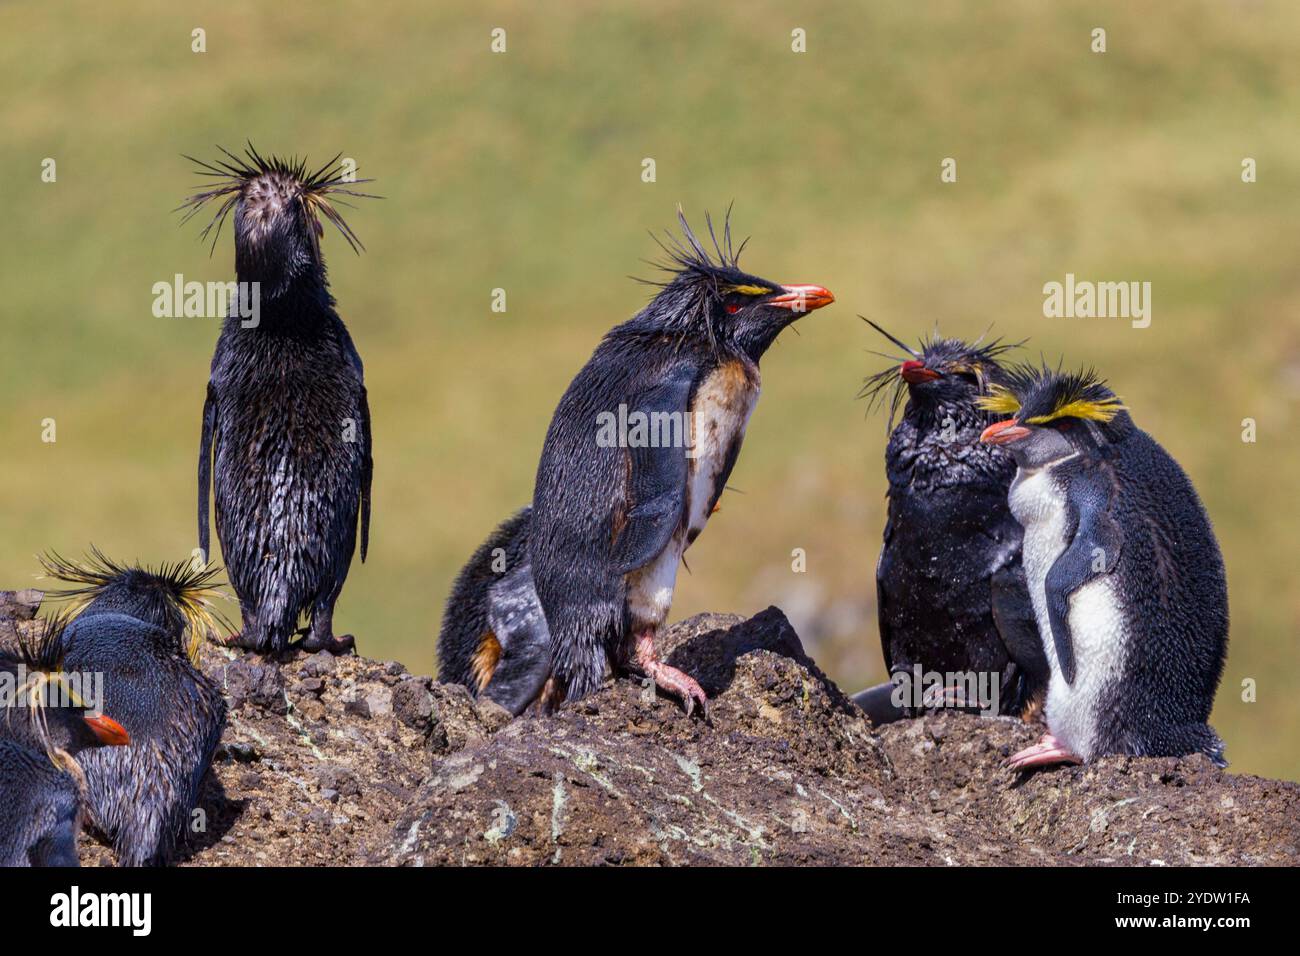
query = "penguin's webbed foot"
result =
(224, 630, 269, 652)
(634, 630, 709, 720)
(1006, 733, 1082, 771)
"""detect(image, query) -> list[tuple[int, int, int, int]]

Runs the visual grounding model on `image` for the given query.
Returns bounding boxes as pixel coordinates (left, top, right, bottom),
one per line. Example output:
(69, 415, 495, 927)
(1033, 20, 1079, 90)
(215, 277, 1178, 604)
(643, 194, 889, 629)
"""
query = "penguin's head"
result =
(858, 320, 1019, 429)
(3, 615, 131, 760)
(637, 208, 834, 361)
(977, 364, 1130, 467)
(181, 144, 377, 296)
(39, 549, 230, 665)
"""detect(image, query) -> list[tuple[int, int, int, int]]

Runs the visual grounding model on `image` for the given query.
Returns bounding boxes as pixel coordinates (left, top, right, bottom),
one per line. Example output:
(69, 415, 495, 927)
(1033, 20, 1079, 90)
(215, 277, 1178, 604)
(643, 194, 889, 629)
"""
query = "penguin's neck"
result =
(231, 268, 337, 334)
(887, 398, 1011, 491)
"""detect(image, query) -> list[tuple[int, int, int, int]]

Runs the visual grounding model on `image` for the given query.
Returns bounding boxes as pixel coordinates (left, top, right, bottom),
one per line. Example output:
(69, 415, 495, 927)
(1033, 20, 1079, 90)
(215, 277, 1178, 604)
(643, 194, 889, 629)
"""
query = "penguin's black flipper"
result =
(874, 513, 896, 676)
(990, 561, 1049, 713)
(610, 367, 696, 575)
(1044, 477, 1123, 685)
(851, 681, 908, 725)
(197, 382, 217, 560)
(358, 384, 373, 563)
(480, 564, 552, 716)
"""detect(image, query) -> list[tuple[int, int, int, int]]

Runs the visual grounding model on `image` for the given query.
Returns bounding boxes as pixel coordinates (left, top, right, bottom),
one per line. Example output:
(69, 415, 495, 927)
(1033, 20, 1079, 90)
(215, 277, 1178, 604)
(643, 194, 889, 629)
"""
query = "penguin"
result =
(530, 210, 834, 715)
(39, 550, 229, 865)
(0, 617, 131, 867)
(978, 365, 1229, 768)
(183, 144, 375, 656)
(851, 322, 1048, 724)
(437, 508, 553, 716)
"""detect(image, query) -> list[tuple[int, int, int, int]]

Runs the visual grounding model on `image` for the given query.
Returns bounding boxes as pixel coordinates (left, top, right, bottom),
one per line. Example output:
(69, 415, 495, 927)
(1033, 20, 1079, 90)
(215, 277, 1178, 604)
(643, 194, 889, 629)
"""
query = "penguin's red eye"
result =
(725, 303, 741, 315)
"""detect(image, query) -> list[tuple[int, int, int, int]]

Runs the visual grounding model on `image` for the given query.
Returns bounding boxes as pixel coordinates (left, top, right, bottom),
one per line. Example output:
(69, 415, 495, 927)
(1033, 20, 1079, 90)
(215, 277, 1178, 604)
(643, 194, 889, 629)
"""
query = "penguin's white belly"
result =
(1010, 464, 1128, 761)
(626, 361, 760, 631)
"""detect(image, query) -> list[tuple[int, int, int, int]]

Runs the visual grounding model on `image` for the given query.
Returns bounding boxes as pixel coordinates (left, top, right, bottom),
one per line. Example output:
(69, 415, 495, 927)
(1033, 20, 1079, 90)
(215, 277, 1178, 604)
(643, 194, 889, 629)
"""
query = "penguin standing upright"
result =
(0, 617, 131, 867)
(852, 323, 1048, 723)
(40, 551, 228, 866)
(529, 211, 834, 713)
(438, 508, 553, 715)
(184, 145, 375, 656)
(978, 366, 1229, 768)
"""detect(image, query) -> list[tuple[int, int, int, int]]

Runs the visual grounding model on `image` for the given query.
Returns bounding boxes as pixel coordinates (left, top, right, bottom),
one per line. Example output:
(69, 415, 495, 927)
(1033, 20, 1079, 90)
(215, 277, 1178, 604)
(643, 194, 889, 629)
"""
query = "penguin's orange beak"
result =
(980, 419, 1031, 445)
(83, 714, 131, 747)
(900, 360, 940, 384)
(767, 284, 835, 313)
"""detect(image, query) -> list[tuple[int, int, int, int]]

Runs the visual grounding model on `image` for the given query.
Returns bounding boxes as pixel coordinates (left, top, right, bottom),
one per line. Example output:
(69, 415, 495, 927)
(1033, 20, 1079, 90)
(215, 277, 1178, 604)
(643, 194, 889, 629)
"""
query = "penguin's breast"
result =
(1009, 464, 1127, 760)
(684, 360, 761, 541)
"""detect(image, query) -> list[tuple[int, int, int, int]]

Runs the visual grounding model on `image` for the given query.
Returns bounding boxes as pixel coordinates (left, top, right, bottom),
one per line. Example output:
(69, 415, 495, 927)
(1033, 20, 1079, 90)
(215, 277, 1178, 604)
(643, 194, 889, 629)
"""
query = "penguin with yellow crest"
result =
(978, 365, 1228, 769)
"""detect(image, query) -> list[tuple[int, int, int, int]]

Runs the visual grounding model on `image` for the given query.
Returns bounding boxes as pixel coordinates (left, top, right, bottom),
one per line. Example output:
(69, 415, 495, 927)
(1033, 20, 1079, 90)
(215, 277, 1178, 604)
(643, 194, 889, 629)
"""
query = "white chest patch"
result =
(1009, 460, 1128, 761)
(625, 361, 760, 632)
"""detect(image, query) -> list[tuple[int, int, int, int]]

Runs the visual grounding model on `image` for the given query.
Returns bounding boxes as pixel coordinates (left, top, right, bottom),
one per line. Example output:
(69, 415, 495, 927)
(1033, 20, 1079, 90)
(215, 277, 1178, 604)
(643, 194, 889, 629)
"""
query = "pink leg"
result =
(634, 630, 709, 718)
(1007, 733, 1083, 770)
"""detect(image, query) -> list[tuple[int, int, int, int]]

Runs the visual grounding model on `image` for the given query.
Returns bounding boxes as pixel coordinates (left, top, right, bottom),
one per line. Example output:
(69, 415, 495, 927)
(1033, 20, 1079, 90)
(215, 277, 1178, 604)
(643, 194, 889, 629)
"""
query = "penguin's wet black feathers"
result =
(860, 323, 1047, 721)
(0, 615, 129, 867)
(531, 209, 833, 709)
(438, 507, 553, 715)
(179, 143, 378, 255)
(41, 555, 229, 866)
(188, 144, 375, 656)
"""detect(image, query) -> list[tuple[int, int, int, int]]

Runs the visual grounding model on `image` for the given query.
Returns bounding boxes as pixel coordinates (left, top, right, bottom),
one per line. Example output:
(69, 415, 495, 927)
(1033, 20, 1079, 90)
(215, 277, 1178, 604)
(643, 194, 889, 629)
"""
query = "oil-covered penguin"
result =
(979, 366, 1229, 768)
(530, 210, 834, 714)
(41, 551, 228, 866)
(0, 617, 131, 866)
(853, 323, 1047, 723)
(184, 145, 375, 656)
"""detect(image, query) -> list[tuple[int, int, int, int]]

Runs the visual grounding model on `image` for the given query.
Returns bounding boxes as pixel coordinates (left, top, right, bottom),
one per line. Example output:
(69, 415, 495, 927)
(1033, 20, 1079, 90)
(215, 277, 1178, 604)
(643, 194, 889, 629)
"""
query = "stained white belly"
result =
(1009, 461, 1127, 760)
(626, 361, 760, 632)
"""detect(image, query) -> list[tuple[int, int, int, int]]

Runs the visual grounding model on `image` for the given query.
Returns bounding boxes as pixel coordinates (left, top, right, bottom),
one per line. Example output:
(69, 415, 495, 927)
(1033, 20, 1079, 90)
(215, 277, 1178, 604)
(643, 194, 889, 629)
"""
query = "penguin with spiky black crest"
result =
(182, 143, 376, 656)
(978, 365, 1229, 768)
(0, 615, 131, 866)
(851, 321, 1048, 723)
(39, 551, 228, 866)
(437, 508, 552, 715)
(528, 209, 835, 715)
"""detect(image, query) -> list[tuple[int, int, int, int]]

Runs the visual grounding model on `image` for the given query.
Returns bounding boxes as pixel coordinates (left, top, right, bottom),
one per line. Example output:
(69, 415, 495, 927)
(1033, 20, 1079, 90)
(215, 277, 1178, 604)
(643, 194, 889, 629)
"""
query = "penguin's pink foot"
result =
(634, 631, 709, 719)
(1007, 733, 1082, 770)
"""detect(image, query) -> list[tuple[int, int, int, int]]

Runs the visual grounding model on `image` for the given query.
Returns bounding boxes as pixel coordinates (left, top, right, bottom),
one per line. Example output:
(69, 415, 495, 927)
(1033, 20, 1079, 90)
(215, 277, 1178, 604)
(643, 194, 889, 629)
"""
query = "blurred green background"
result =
(2, 1, 1296, 779)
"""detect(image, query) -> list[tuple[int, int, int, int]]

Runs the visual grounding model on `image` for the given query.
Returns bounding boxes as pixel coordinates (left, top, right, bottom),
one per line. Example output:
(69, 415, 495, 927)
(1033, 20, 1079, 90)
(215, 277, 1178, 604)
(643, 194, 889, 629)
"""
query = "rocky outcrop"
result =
(2, 593, 1296, 866)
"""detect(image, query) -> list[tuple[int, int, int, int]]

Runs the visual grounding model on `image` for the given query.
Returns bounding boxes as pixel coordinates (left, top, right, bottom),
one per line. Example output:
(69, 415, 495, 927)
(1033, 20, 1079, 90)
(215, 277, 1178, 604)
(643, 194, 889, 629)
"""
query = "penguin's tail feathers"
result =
(37, 546, 234, 664)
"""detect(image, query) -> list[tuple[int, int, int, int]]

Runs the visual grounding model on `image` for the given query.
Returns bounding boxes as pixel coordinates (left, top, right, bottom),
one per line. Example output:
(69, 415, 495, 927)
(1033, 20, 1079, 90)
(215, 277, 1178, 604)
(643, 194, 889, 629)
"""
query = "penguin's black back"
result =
(438, 507, 532, 688)
(0, 740, 82, 867)
(209, 302, 368, 649)
(531, 329, 718, 699)
(62, 612, 227, 866)
(1091, 426, 1228, 761)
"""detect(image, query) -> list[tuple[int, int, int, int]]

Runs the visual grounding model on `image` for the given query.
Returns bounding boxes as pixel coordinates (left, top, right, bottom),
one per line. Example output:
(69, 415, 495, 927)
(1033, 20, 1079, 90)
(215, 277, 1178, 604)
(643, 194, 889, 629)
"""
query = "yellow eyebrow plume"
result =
(975, 387, 1021, 415)
(723, 283, 773, 296)
(1025, 396, 1126, 425)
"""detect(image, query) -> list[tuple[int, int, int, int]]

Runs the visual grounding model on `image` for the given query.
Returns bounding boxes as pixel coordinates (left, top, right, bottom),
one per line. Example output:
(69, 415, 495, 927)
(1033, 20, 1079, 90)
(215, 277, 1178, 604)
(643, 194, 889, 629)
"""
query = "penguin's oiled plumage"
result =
(437, 507, 553, 715)
(853, 322, 1048, 722)
(183, 144, 375, 656)
(40, 552, 229, 866)
(0, 616, 131, 867)
(979, 366, 1229, 768)
(530, 210, 834, 713)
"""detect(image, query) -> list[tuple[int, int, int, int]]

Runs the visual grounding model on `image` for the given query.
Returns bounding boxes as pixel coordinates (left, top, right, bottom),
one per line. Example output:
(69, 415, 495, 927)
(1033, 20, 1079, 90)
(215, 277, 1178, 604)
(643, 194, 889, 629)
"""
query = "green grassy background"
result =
(2, 1, 1296, 779)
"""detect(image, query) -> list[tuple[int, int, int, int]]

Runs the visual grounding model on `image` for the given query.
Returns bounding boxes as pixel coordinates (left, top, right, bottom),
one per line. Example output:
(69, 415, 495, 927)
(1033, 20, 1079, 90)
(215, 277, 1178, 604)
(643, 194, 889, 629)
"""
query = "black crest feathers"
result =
(178, 142, 378, 255)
